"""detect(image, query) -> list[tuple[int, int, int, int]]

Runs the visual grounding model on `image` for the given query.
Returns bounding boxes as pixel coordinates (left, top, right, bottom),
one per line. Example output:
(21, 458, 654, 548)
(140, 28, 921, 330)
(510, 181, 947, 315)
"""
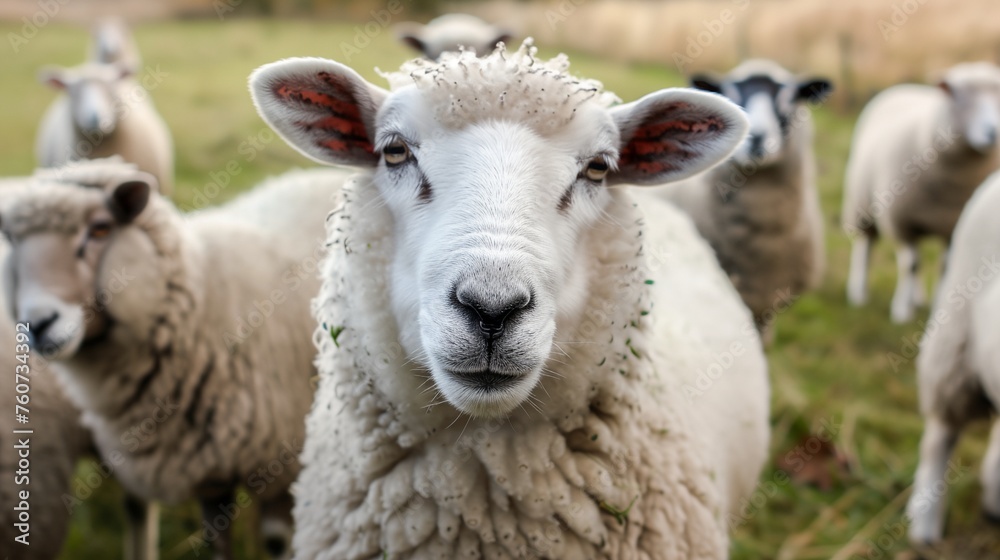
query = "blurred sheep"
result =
(35, 55, 174, 196)
(89, 17, 141, 72)
(907, 171, 1000, 545)
(658, 59, 832, 344)
(0, 179, 158, 559)
(0, 159, 339, 559)
(395, 14, 512, 59)
(842, 62, 1000, 323)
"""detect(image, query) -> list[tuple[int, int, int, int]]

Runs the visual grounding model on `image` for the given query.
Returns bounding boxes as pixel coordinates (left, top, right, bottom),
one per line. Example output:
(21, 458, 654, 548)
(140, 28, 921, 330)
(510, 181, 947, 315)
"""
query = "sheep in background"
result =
(0, 214, 93, 559)
(251, 41, 769, 558)
(35, 59, 174, 196)
(90, 17, 141, 72)
(395, 14, 513, 59)
(842, 62, 1000, 323)
(658, 59, 832, 343)
(906, 171, 1000, 545)
(0, 159, 342, 559)
(0, 341, 93, 560)
(0, 186, 159, 559)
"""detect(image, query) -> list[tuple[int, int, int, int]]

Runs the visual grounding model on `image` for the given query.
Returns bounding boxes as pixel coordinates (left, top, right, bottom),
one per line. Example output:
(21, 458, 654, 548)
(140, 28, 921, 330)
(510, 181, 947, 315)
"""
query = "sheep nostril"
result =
(455, 287, 531, 340)
(27, 311, 60, 348)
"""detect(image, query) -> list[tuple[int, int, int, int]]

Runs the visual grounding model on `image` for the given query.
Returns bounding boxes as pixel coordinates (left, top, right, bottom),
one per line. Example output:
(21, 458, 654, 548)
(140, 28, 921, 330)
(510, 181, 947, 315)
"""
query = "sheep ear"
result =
(108, 174, 154, 223)
(795, 78, 833, 103)
(609, 89, 749, 186)
(249, 57, 387, 168)
(689, 74, 724, 95)
(395, 22, 429, 56)
(488, 32, 513, 53)
(39, 66, 68, 90)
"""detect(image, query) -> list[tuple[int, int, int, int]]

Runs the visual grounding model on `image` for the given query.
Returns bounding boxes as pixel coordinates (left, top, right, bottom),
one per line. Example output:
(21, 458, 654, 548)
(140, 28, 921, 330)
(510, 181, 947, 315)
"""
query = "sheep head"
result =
(691, 59, 832, 167)
(39, 61, 134, 138)
(251, 42, 748, 418)
(0, 161, 156, 359)
(937, 62, 1000, 154)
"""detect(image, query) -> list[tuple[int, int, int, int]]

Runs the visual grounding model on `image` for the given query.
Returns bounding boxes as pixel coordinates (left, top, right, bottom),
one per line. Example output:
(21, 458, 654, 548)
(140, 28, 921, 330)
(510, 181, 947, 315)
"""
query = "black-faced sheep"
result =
(658, 59, 832, 344)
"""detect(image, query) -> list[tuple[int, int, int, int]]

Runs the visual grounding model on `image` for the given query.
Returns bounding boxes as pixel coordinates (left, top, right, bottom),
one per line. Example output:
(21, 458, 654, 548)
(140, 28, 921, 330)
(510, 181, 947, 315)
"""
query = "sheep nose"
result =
(455, 285, 531, 340)
(987, 128, 997, 146)
(748, 134, 765, 157)
(25, 311, 59, 349)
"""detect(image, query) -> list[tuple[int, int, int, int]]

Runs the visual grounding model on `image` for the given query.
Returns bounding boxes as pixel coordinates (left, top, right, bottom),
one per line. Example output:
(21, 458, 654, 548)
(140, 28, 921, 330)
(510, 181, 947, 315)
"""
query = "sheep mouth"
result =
(445, 369, 521, 392)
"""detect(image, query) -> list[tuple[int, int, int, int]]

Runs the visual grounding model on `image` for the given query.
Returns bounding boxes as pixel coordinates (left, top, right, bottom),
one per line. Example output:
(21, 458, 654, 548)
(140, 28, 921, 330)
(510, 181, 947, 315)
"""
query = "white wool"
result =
(907, 171, 1000, 544)
(293, 178, 768, 559)
(380, 40, 619, 134)
(1, 159, 345, 556)
(842, 62, 1000, 322)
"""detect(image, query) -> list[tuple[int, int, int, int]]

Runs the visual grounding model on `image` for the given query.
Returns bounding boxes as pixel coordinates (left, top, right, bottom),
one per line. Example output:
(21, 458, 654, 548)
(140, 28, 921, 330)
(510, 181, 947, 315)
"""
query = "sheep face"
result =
(0, 172, 152, 359)
(939, 63, 1000, 154)
(40, 63, 131, 138)
(251, 46, 748, 417)
(691, 60, 831, 167)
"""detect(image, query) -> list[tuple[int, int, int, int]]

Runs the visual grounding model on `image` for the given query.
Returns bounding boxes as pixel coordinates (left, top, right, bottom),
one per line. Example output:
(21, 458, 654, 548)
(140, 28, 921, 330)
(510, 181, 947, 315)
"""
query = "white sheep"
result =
(0, 159, 344, 559)
(395, 14, 513, 59)
(0, 181, 160, 559)
(251, 41, 770, 558)
(658, 59, 832, 343)
(906, 171, 1000, 545)
(35, 58, 175, 196)
(842, 62, 1000, 323)
(90, 17, 141, 72)
(0, 226, 92, 559)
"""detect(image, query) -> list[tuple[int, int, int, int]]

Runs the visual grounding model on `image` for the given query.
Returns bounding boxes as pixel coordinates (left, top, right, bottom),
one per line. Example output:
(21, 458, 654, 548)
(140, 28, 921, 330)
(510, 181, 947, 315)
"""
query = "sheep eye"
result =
(585, 158, 609, 182)
(88, 221, 113, 240)
(383, 140, 411, 167)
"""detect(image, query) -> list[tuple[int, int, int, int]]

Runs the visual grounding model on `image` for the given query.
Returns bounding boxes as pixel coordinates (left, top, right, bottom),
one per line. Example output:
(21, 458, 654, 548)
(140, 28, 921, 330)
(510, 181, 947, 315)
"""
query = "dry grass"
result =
(471, 0, 1000, 106)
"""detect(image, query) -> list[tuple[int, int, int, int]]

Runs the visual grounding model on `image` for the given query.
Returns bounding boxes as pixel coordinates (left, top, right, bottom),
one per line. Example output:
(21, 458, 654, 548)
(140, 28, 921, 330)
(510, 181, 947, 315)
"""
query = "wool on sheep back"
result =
(250, 42, 769, 560)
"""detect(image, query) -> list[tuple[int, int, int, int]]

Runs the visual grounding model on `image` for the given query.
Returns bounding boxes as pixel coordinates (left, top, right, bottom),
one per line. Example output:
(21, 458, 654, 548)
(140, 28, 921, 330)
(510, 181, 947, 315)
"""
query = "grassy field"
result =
(1, 17, 996, 560)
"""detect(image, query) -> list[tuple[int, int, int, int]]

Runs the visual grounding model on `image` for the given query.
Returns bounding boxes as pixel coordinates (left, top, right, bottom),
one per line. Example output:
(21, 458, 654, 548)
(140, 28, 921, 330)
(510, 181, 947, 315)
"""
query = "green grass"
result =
(1, 17, 994, 560)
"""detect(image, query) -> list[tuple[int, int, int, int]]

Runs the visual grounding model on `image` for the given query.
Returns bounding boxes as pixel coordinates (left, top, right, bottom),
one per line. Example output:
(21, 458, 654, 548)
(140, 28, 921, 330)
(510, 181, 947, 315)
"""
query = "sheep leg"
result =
(891, 243, 919, 323)
(847, 235, 872, 307)
(906, 416, 961, 545)
(123, 495, 160, 560)
(260, 492, 294, 559)
(933, 245, 951, 306)
(200, 492, 236, 560)
(981, 418, 1000, 521)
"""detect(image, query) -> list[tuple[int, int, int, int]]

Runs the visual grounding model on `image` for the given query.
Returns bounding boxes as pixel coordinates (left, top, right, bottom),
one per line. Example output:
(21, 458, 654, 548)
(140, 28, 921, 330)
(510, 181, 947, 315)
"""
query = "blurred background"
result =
(2, 0, 1000, 558)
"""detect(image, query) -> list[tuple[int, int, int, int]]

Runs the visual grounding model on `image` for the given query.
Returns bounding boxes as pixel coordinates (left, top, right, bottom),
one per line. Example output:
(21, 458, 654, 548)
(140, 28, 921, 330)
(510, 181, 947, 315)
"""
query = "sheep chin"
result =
(432, 366, 541, 419)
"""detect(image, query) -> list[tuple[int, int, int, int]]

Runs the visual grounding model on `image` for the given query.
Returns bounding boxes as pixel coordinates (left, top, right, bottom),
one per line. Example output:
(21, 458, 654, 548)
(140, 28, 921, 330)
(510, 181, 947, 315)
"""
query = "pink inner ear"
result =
(273, 72, 374, 156)
(619, 103, 727, 177)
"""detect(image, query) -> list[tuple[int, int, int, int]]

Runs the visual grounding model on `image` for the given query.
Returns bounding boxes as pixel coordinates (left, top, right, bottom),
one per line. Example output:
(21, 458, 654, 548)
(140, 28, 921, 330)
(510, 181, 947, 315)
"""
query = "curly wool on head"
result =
(1, 159, 140, 236)
(380, 40, 620, 134)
